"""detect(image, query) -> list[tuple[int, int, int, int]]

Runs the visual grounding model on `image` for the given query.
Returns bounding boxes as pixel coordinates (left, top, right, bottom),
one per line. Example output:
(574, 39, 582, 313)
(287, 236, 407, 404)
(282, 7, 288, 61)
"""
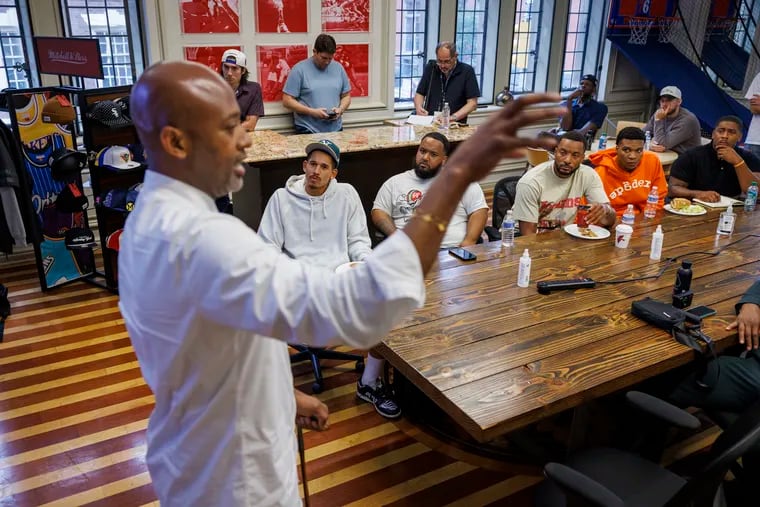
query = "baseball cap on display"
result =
(659, 85, 682, 100)
(56, 182, 89, 213)
(87, 100, 133, 129)
(42, 95, 76, 124)
(97, 188, 128, 211)
(106, 228, 123, 251)
(64, 227, 97, 250)
(48, 148, 87, 182)
(222, 49, 247, 68)
(96, 145, 142, 171)
(305, 139, 341, 167)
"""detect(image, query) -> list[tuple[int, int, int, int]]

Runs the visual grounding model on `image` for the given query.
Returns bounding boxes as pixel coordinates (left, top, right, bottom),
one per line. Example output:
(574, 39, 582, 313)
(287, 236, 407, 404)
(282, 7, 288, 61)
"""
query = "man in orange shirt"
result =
(588, 126, 668, 216)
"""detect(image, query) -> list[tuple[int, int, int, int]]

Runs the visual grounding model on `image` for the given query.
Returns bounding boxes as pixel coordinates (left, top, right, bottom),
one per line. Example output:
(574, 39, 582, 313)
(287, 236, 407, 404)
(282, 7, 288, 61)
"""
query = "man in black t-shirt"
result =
(413, 42, 480, 124)
(669, 115, 760, 201)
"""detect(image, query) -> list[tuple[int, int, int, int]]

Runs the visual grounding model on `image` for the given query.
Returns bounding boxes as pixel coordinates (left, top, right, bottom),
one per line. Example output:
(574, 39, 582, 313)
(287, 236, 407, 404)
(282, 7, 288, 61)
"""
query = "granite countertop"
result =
(243, 125, 477, 163)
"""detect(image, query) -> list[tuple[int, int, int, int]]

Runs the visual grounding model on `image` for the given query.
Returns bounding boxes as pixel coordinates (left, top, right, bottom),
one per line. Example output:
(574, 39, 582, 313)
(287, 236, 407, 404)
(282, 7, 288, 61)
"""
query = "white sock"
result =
(360, 354, 384, 387)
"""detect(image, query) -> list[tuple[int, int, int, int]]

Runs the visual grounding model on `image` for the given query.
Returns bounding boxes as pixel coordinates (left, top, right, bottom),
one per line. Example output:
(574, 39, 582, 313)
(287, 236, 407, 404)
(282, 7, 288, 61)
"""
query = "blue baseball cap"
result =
(305, 139, 340, 167)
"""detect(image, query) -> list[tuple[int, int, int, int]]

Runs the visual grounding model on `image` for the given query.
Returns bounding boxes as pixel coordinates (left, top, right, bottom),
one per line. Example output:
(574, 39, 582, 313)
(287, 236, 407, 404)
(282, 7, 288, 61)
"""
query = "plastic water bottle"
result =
(501, 209, 515, 247)
(718, 203, 736, 235)
(744, 181, 758, 212)
(622, 204, 635, 225)
(517, 249, 531, 287)
(644, 185, 659, 219)
(649, 225, 664, 260)
(597, 133, 607, 150)
(441, 102, 450, 130)
(644, 130, 651, 151)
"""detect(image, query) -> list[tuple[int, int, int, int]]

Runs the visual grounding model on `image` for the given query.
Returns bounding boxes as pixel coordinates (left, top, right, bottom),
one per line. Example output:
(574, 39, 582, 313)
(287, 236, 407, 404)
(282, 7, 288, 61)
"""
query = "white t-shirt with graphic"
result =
(512, 161, 610, 231)
(373, 169, 487, 248)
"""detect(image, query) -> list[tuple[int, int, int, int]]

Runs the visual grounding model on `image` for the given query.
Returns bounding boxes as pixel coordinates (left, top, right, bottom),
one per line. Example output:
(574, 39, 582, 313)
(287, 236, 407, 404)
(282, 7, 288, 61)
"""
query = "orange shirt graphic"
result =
(589, 148, 668, 216)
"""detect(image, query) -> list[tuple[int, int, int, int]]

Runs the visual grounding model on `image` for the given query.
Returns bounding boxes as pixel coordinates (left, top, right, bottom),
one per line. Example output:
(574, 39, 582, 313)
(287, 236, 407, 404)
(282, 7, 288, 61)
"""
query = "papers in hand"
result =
(405, 114, 435, 126)
(693, 195, 743, 208)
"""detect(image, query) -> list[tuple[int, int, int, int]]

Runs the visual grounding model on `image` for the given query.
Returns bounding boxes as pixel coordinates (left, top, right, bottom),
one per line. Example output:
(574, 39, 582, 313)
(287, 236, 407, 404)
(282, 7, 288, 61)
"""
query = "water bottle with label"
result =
(643, 185, 659, 218)
(441, 102, 450, 130)
(501, 209, 515, 247)
(622, 204, 635, 225)
(644, 130, 651, 151)
(745, 180, 758, 212)
(597, 133, 607, 150)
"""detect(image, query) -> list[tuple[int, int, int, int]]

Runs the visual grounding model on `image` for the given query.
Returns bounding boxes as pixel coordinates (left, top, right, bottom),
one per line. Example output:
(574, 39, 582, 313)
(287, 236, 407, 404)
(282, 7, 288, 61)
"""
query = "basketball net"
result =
(658, 17, 679, 43)
(628, 17, 653, 45)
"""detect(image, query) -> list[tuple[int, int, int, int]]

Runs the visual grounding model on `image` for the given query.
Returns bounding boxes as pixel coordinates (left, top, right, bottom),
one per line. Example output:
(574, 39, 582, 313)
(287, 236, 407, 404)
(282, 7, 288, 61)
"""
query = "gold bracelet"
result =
(735, 160, 747, 168)
(411, 211, 448, 232)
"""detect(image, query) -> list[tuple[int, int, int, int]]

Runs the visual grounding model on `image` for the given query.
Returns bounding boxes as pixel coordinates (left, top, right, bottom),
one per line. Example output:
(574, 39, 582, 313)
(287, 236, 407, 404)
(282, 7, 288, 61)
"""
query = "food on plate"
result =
(578, 227, 598, 238)
(670, 198, 692, 210)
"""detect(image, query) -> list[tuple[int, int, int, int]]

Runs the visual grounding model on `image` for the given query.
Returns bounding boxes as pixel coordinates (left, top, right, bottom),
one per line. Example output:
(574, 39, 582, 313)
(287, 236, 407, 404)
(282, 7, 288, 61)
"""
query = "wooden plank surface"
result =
(377, 207, 760, 442)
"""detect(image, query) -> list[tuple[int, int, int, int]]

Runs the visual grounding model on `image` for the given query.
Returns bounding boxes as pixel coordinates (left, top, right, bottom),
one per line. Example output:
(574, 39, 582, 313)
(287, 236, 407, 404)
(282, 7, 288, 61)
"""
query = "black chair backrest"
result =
(666, 399, 760, 507)
(491, 175, 521, 228)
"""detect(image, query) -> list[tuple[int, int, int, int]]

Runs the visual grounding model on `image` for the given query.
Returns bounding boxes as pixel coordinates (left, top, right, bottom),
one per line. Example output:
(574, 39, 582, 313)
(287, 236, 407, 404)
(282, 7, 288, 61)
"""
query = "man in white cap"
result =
(643, 85, 701, 155)
(221, 49, 264, 132)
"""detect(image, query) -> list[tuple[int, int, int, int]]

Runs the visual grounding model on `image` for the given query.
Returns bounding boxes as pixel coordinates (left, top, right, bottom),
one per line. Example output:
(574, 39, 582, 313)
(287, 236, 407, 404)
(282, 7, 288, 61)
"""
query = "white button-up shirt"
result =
(118, 171, 425, 506)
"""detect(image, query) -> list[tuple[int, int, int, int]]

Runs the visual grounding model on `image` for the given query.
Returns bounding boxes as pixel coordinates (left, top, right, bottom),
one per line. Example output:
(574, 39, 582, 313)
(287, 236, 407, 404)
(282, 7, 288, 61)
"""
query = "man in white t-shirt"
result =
(372, 132, 488, 247)
(745, 72, 760, 159)
(512, 131, 616, 234)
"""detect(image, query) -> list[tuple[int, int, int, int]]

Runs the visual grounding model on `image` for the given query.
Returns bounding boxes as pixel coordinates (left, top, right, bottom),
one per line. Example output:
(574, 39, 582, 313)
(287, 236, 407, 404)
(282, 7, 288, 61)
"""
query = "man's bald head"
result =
(131, 61, 232, 147)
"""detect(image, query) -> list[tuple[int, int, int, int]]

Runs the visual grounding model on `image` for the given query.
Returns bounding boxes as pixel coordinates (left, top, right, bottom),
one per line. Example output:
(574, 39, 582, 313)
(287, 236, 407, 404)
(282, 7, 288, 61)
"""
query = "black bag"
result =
(631, 297, 718, 389)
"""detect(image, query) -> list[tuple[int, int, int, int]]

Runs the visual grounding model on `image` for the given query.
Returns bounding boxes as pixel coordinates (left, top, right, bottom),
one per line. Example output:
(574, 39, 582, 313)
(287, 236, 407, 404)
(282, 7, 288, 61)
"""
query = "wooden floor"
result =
(0, 247, 720, 506)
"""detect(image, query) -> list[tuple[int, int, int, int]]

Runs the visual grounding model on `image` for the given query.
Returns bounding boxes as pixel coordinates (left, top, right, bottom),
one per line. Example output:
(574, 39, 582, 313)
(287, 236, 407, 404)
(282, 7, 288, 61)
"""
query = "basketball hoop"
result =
(657, 16, 679, 43)
(705, 17, 739, 42)
(628, 17, 654, 45)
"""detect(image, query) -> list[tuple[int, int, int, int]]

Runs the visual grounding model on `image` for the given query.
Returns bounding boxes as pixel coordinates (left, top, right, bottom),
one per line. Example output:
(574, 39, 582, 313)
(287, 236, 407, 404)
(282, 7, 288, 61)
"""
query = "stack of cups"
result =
(615, 224, 633, 248)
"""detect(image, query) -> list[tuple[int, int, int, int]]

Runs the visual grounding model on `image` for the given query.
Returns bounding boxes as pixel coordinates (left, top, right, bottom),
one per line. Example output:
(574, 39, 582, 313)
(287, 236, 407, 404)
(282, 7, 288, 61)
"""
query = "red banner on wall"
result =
(34, 37, 104, 79)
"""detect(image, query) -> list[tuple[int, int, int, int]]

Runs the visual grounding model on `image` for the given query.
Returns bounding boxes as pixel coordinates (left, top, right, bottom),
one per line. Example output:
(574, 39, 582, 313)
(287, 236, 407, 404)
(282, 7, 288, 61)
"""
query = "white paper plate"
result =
(563, 223, 611, 240)
(664, 204, 707, 216)
(335, 261, 364, 274)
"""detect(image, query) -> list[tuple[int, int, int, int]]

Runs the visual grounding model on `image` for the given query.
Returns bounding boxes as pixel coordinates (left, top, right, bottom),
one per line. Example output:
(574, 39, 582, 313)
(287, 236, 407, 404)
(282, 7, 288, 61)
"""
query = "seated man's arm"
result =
(575, 102, 607, 137)
(728, 280, 760, 350)
(558, 98, 576, 131)
(241, 115, 259, 131)
(511, 179, 541, 235)
(371, 209, 396, 237)
(668, 176, 721, 202)
(652, 112, 699, 151)
(460, 208, 487, 246)
(346, 188, 372, 260)
(584, 171, 616, 228)
(371, 181, 397, 237)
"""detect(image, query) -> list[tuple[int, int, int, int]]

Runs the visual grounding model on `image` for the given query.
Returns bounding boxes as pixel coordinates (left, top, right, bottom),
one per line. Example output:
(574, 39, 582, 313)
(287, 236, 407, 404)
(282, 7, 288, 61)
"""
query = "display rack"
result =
(78, 85, 142, 292)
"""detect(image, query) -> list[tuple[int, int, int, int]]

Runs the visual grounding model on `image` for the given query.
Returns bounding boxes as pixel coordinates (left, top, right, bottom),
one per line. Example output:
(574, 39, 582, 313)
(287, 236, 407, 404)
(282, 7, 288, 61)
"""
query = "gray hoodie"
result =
(257, 175, 372, 271)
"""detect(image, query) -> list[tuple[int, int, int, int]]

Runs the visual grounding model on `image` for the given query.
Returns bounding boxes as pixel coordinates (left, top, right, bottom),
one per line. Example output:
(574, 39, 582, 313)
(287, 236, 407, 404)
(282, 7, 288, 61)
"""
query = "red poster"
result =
(256, 0, 307, 33)
(336, 44, 368, 97)
(256, 45, 308, 102)
(180, 0, 240, 33)
(34, 37, 103, 79)
(321, 0, 370, 32)
(184, 46, 242, 73)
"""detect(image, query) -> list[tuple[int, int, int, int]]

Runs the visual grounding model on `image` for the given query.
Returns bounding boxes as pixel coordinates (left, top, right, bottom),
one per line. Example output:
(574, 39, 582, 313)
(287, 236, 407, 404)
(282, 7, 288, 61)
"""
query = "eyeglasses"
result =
(436, 58, 454, 65)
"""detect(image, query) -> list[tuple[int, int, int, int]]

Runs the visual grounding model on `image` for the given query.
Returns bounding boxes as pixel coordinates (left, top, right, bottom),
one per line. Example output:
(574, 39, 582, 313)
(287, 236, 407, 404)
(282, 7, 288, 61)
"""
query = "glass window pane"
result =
(394, 0, 427, 103)
(560, 0, 593, 91)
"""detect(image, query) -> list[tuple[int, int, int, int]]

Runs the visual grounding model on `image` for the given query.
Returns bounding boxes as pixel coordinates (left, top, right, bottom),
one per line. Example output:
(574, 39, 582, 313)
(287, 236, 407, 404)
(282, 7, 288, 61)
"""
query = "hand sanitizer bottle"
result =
(649, 225, 664, 260)
(517, 249, 531, 287)
(717, 203, 736, 235)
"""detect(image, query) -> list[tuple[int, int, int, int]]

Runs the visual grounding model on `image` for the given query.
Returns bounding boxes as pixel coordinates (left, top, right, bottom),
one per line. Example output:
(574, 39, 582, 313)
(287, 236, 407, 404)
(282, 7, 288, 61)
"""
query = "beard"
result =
(414, 164, 440, 179)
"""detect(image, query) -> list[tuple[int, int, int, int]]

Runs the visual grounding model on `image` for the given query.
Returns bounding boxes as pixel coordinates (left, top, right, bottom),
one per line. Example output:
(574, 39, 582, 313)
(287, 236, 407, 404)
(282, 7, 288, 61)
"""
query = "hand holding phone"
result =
(327, 110, 338, 119)
(448, 247, 476, 261)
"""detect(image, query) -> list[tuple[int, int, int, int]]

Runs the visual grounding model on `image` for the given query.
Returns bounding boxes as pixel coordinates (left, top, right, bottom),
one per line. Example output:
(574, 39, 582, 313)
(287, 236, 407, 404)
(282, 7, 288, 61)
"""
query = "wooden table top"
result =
(376, 208, 760, 442)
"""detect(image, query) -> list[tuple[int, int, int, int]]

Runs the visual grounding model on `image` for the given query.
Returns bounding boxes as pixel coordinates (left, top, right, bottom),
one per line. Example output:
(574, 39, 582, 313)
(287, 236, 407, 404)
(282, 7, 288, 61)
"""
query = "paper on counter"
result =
(405, 114, 435, 126)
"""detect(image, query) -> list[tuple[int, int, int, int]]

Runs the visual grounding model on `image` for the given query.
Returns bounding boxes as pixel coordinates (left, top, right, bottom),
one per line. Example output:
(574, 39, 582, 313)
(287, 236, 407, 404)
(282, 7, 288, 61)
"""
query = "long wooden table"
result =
(376, 208, 760, 443)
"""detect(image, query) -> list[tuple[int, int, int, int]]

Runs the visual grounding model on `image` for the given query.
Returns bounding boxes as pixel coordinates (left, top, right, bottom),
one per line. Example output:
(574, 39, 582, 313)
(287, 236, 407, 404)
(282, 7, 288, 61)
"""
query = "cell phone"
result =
(448, 247, 476, 261)
(327, 111, 338, 118)
(687, 305, 717, 320)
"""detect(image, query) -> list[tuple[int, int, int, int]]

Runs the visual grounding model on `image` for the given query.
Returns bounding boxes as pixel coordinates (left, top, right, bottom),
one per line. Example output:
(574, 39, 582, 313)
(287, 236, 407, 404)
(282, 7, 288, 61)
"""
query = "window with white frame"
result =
(510, 0, 544, 94)
(733, 0, 758, 52)
(0, 0, 34, 89)
(561, 0, 592, 91)
(59, 0, 143, 89)
(394, 0, 429, 103)
(455, 0, 498, 102)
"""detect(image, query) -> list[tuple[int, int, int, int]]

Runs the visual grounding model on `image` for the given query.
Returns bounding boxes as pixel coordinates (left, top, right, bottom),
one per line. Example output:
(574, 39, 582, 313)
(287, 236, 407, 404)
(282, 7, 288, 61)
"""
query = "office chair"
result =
(290, 345, 364, 394)
(615, 120, 646, 137)
(538, 391, 760, 507)
(484, 175, 521, 241)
